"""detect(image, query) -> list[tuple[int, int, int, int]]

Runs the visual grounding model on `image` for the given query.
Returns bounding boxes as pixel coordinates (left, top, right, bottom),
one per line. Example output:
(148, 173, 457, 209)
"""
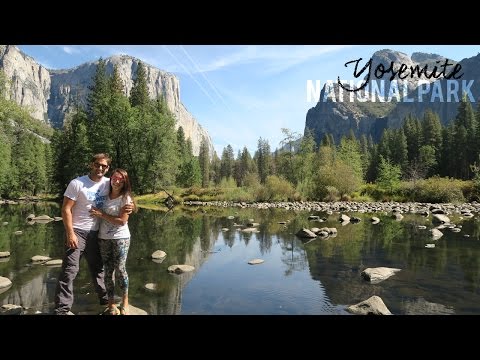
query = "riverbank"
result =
(182, 200, 480, 216)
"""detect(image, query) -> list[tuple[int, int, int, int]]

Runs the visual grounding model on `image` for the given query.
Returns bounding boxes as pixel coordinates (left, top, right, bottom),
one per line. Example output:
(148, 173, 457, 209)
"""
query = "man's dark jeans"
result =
(53, 229, 107, 314)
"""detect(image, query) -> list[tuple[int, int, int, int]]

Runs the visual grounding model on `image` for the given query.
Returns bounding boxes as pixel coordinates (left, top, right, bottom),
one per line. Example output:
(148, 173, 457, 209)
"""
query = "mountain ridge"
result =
(305, 49, 474, 144)
(0, 45, 214, 156)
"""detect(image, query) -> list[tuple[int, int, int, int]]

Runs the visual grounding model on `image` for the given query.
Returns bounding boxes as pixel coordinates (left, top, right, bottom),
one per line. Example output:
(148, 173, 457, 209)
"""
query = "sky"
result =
(17, 45, 480, 156)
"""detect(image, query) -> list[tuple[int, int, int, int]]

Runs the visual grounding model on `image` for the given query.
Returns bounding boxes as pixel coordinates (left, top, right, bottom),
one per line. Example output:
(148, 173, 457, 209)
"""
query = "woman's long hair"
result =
(110, 168, 138, 212)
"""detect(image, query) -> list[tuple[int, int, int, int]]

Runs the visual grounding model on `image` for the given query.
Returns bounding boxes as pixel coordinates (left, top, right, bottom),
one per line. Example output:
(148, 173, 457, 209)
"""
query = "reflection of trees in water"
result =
(278, 236, 308, 277)
(128, 209, 210, 314)
(239, 231, 252, 246)
(222, 227, 236, 248)
(200, 216, 212, 251)
(256, 231, 272, 255)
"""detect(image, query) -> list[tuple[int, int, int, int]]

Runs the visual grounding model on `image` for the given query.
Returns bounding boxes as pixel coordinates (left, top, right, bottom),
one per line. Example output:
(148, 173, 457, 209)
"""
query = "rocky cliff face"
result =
(0, 46, 214, 156)
(305, 49, 475, 144)
(0, 45, 50, 121)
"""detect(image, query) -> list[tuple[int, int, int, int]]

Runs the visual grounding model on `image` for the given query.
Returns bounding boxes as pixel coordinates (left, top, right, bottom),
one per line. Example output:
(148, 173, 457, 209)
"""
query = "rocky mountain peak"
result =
(0, 45, 214, 156)
(411, 52, 446, 63)
(371, 49, 412, 65)
(305, 48, 477, 146)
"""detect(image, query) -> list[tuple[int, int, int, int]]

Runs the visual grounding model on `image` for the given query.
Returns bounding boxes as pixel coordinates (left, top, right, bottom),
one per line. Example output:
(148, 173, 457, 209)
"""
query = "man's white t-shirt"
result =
(99, 195, 132, 239)
(63, 175, 110, 231)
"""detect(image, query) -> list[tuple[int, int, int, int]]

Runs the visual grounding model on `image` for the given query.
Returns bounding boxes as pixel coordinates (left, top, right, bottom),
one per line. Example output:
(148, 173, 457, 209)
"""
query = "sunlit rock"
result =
(0, 276, 12, 294)
(151, 250, 167, 260)
(0, 304, 23, 315)
(432, 214, 450, 224)
(31, 255, 51, 263)
(145, 283, 157, 291)
(347, 295, 392, 315)
(295, 228, 316, 238)
(403, 297, 455, 315)
(242, 227, 259, 233)
(43, 259, 62, 266)
(167, 264, 195, 274)
(248, 259, 264, 265)
(361, 267, 401, 283)
(430, 228, 443, 240)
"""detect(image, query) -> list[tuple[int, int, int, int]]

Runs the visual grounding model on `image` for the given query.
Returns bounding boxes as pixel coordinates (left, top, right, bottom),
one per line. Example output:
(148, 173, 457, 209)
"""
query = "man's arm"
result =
(62, 196, 78, 249)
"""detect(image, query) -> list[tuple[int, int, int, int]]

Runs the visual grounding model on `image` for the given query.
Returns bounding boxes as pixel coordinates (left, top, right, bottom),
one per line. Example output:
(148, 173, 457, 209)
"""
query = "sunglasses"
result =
(93, 162, 109, 169)
(111, 175, 125, 183)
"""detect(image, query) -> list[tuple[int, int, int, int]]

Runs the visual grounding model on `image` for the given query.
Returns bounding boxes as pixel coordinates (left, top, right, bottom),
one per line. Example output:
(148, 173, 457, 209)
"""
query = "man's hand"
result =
(66, 232, 78, 249)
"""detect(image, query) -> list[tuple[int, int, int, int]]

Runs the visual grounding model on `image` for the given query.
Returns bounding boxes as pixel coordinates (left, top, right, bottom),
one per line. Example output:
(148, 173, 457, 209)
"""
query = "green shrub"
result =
(324, 186, 339, 201)
(415, 177, 466, 203)
(264, 175, 295, 201)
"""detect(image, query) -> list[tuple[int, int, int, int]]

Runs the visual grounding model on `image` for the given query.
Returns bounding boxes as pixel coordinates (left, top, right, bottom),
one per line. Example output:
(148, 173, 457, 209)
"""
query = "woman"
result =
(90, 168, 136, 315)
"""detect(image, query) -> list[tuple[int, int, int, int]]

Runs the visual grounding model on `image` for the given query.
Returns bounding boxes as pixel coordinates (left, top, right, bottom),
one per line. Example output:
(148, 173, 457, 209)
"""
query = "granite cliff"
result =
(0, 45, 214, 156)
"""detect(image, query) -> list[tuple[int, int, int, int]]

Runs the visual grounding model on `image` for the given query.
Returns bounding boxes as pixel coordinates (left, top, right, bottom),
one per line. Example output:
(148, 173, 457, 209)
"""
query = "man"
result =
(53, 153, 132, 315)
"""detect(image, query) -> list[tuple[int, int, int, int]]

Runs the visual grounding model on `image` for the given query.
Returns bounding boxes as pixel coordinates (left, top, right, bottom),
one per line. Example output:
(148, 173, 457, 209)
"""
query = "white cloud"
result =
(62, 46, 81, 55)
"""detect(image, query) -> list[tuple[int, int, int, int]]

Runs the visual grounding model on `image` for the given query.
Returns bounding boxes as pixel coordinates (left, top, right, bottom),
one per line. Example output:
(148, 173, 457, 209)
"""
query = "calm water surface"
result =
(1, 203, 480, 315)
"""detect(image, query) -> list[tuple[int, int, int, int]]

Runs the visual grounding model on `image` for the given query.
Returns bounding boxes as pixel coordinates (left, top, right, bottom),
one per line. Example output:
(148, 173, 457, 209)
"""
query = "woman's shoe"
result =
(106, 305, 120, 315)
(118, 305, 129, 315)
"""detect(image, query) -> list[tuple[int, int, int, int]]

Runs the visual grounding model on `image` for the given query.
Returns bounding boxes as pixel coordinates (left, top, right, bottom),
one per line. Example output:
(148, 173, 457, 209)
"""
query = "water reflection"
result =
(1, 204, 480, 314)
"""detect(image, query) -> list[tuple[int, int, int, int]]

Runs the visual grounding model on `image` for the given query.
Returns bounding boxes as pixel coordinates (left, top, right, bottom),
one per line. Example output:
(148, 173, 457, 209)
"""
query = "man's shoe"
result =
(99, 295, 121, 306)
(99, 298, 109, 306)
(54, 310, 74, 315)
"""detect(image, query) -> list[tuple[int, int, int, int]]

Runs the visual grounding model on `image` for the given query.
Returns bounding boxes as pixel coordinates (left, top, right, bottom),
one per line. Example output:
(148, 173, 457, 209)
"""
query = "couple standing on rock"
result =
(53, 153, 136, 316)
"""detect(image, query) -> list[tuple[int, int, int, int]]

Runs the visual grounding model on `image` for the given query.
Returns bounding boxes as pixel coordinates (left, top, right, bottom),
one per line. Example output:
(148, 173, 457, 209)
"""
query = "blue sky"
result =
(18, 45, 480, 156)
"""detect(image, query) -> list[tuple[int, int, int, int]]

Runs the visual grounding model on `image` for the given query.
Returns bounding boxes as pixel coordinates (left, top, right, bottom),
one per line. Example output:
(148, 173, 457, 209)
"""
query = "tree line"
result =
(1, 63, 480, 202)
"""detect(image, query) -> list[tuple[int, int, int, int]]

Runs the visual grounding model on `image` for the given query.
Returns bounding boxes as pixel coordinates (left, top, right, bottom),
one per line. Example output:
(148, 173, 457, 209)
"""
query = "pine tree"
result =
(198, 137, 210, 187)
(130, 61, 149, 108)
(220, 145, 235, 180)
(109, 65, 125, 95)
(422, 109, 443, 164)
(87, 59, 111, 150)
(256, 137, 272, 184)
(87, 58, 109, 119)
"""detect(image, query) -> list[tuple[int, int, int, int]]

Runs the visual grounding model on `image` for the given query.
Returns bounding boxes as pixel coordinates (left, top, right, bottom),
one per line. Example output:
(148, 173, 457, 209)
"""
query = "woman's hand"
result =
(122, 203, 134, 215)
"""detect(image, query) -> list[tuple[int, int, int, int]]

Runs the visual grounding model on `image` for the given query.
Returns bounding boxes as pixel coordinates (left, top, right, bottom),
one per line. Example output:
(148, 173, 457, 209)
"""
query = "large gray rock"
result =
(347, 295, 392, 315)
(0, 276, 12, 294)
(167, 264, 195, 274)
(248, 259, 264, 265)
(432, 214, 450, 224)
(43, 259, 62, 266)
(151, 250, 167, 260)
(403, 298, 455, 315)
(31, 255, 51, 263)
(295, 228, 317, 238)
(361, 267, 401, 283)
(0, 304, 23, 315)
